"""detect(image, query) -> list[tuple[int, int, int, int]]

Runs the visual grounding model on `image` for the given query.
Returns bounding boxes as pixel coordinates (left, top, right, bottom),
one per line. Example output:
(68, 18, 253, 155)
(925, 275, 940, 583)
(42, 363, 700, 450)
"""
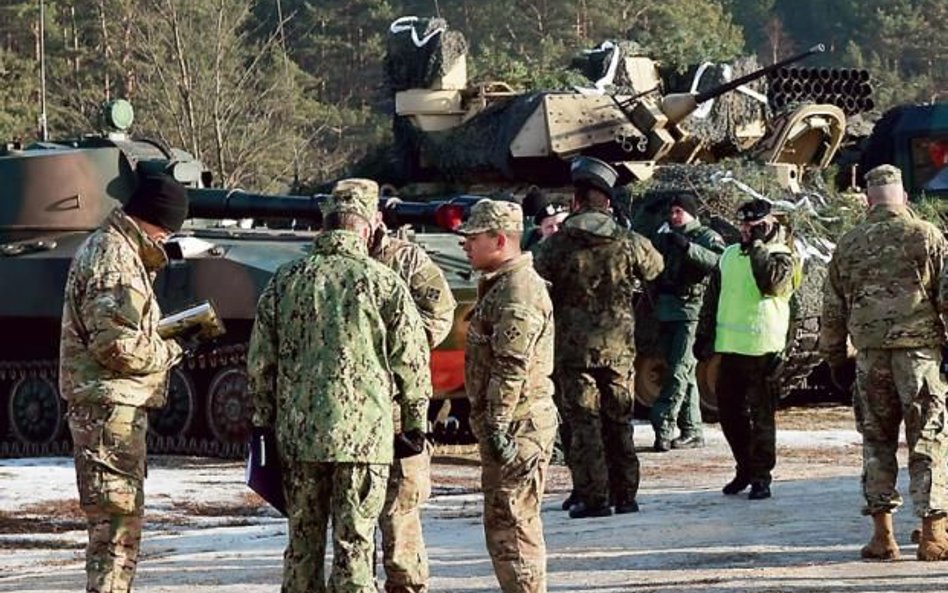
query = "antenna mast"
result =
(38, 0, 49, 141)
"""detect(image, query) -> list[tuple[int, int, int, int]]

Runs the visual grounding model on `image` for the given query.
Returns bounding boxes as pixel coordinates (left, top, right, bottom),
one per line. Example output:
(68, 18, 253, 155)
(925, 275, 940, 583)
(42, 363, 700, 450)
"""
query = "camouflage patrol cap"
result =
(323, 178, 379, 221)
(457, 199, 524, 235)
(865, 164, 903, 188)
(570, 156, 617, 194)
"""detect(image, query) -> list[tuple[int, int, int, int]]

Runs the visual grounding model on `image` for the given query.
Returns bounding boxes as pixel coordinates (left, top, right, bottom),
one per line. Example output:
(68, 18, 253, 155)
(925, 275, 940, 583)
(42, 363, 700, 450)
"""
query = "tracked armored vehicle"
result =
(0, 105, 478, 458)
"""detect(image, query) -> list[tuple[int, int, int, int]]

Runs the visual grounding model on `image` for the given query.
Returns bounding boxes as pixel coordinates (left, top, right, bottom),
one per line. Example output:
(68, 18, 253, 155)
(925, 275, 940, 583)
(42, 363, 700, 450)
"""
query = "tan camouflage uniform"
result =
(821, 166, 948, 519)
(462, 200, 557, 593)
(248, 179, 431, 593)
(372, 231, 456, 593)
(534, 207, 664, 511)
(60, 208, 183, 593)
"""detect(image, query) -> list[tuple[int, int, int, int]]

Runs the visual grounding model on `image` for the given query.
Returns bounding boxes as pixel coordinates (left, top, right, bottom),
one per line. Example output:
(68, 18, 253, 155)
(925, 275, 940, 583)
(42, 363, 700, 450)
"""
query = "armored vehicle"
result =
(0, 104, 478, 458)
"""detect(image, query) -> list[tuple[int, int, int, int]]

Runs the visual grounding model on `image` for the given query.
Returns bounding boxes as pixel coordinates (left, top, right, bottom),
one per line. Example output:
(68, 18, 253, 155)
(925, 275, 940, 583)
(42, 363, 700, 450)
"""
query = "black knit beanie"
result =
(668, 192, 698, 218)
(124, 173, 189, 232)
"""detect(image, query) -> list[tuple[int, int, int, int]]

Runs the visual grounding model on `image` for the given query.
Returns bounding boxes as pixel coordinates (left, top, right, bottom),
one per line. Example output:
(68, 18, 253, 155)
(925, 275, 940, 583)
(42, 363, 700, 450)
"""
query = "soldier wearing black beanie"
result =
(123, 173, 190, 233)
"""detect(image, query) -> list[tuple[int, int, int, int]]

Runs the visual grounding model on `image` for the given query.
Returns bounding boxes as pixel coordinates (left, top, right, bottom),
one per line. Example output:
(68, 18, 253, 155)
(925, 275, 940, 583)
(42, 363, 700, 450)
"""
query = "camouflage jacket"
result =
(650, 219, 725, 321)
(465, 253, 556, 440)
(820, 204, 948, 366)
(534, 207, 664, 368)
(698, 226, 801, 354)
(248, 230, 431, 464)
(59, 208, 182, 408)
(371, 231, 457, 348)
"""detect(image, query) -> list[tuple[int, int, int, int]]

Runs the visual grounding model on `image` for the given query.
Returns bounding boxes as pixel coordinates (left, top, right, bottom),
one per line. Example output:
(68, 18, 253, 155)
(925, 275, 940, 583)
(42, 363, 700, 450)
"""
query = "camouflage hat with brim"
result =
(865, 164, 903, 188)
(323, 178, 379, 221)
(457, 199, 524, 235)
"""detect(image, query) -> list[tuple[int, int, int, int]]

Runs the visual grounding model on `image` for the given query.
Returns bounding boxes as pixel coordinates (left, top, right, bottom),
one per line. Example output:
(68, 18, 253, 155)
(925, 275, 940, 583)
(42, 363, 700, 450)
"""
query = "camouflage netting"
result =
(661, 57, 770, 157)
(569, 40, 652, 91)
(628, 160, 865, 398)
(394, 93, 553, 183)
(384, 17, 469, 91)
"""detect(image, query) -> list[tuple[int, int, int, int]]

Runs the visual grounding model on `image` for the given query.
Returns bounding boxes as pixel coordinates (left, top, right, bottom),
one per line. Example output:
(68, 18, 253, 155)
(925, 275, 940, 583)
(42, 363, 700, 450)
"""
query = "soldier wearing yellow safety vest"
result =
(697, 198, 801, 501)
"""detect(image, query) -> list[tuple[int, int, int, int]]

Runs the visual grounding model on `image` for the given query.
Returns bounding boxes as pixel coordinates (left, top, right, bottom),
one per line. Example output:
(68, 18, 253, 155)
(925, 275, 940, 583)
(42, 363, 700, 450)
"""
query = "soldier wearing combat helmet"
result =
(821, 164, 948, 561)
(248, 178, 430, 593)
(460, 199, 557, 593)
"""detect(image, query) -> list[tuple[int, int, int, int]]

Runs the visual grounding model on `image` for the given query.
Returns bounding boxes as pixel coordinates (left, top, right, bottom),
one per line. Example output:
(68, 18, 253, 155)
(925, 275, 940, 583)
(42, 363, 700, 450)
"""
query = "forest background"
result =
(0, 0, 944, 192)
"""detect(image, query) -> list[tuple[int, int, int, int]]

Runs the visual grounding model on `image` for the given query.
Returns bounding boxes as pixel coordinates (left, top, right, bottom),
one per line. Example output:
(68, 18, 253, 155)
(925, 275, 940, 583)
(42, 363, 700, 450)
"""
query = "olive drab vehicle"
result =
(0, 101, 478, 458)
(381, 17, 860, 414)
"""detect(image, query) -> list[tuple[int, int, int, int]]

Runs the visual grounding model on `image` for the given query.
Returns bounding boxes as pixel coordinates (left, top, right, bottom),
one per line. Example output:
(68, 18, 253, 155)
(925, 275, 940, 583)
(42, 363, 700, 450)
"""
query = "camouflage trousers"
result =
(67, 402, 147, 593)
(716, 353, 778, 484)
(481, 412, 557, 593)
(281, 461, 389, 593)
(856, 347, 948, 518)
(558, 365, 639, 508)
(551, 371, 572, 466)
(649, 320, 703, 441)
(379, 445, 432, 593)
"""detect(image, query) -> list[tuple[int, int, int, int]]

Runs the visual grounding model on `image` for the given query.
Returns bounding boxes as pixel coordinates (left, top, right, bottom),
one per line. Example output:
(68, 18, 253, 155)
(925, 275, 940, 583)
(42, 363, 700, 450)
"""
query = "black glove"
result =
(393, 429, 427, 459)
(486, 431, 517, 465)
(175, 325, 202, 356)
(669, 231, 691, 250)
(829, 362, 856, 394)
(749, 221, 778, 244)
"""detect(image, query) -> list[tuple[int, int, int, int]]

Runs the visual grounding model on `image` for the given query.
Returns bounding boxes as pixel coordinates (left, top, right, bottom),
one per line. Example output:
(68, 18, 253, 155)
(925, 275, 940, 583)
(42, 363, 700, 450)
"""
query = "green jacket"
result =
(248, 230, 431, 464)
(650, 219, 725, 321)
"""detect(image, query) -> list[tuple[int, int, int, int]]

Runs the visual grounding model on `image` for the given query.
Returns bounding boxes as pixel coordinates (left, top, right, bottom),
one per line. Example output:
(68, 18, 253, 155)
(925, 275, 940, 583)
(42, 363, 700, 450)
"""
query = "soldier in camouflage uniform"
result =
(699, 198, 801, 501)
(369, 203, 457, 593)
(460, 199, 557, 593)
(534, 157, 664, 518)
(820, 164, 948, 562)
(648, 192, 724, 451)
(247, 178, 431, 593)
(59, 174, 188, 593)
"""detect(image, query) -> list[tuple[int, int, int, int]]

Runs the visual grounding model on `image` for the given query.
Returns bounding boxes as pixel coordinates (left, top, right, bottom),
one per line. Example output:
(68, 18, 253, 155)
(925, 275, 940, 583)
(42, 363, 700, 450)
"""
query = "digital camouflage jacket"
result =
(248, 230, 431, 464)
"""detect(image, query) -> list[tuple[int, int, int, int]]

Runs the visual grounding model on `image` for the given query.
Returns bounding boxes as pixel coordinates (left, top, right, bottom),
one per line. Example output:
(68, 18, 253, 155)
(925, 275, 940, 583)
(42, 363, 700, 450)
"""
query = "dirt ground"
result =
(2, 404, 947, 593)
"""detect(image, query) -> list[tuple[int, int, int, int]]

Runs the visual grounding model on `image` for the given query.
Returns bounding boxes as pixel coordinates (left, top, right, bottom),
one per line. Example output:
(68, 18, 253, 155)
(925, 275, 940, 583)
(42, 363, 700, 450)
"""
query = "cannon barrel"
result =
(186, 188, 481, 231)
(693, 44, 826, 104)
(659, 44, 825, 125)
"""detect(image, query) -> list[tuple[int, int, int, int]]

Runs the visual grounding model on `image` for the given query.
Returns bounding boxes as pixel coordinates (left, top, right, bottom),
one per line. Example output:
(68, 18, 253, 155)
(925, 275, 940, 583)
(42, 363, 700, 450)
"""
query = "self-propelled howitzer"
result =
(0, 131, 477, 458)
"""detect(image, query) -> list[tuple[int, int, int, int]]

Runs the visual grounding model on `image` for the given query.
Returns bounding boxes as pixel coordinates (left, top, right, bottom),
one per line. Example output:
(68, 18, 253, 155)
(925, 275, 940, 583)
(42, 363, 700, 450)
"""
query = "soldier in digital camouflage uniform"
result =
(369, 198, 457, 593)
(534, 157, 664, 519)
(247, 178, 431, 593)
(699, 198, 801, 501)
(648, 192, 725, 452)
(60, 174, 188, 593)
(460, 199, 557, 593)
(820, 164, 948, 562)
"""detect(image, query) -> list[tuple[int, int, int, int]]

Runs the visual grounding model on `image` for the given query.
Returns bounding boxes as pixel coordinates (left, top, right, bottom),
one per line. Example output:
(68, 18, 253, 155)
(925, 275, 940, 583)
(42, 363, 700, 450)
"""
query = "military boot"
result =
(568, 501, 613, 519)
(917, 515, 948, 561)
(560, 491, 578, 511)
(860, 512, 899, 560)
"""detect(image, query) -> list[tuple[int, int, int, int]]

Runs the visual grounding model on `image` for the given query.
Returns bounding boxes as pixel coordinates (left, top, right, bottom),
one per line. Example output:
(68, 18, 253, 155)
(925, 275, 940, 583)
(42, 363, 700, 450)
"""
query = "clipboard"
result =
(245, 427, 287, 516)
